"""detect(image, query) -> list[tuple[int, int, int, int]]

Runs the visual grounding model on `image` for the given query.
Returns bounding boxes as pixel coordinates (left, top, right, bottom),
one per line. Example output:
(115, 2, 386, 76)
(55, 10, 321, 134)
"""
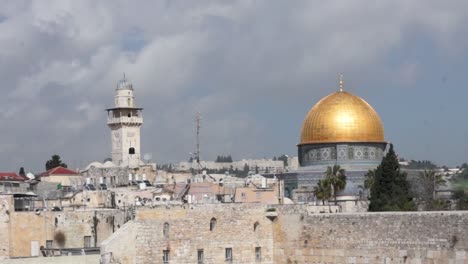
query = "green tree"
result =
(418, 169, 446, 210)
(215, 155, 233, 163)
(404, 160, 437, 170)
(18, 167, 25, 177)
(324, 165, 346, 204)
(277, 155, 289, 167)
(45, 154, 68, 171)
(369, 145, 415, 211)
(313, 179, 331, 205)
(364, 169, 376, 191)
(453, 189, 468, 210)
(357, 169, 376, 200)
(458, 167, 468, 180)
(243, 164, 250, 175)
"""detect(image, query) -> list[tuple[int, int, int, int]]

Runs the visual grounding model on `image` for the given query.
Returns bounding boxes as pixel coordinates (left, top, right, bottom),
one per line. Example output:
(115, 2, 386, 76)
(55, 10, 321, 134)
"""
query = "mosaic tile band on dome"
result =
(299, 90, 385, 145)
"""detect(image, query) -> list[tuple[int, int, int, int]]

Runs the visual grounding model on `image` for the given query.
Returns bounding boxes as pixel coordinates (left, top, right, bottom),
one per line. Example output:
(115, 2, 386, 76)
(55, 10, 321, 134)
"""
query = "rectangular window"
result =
(46, 240, 53, 249)
(84, 236, 91, 248)
(225, 248, 233, 262)
(255, 247, 261, 261)
(163, 250, 170, 264)
(197, 249, 204, 264)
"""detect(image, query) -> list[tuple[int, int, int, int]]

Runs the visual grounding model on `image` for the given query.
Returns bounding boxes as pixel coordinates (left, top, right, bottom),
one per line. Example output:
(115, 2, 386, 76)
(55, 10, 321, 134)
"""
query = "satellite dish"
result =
(143, 153, 152, 162)
(26, 172, 35, 179)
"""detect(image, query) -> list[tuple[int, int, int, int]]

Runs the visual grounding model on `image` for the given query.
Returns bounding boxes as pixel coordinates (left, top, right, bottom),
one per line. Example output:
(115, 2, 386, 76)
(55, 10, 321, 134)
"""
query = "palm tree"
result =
(420, 169, 446, 202)
(324, 165, 346, 204)
(364, 169, 376, 191)
(313, 179, 331, 205)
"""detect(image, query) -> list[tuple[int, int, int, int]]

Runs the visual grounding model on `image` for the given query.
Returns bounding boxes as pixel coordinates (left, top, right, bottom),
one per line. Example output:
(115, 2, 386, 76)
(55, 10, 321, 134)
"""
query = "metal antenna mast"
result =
(195, 112, 202, 168)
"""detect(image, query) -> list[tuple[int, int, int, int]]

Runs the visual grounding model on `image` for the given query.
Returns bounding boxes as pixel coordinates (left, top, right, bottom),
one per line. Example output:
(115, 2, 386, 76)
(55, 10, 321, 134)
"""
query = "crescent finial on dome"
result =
(338, 74, 344, 92)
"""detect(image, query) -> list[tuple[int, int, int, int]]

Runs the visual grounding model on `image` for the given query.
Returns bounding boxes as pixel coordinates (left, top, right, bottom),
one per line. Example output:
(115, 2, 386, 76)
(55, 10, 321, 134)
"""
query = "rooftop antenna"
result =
(338, 74, 344, 92)
(195, 112, 202, 174)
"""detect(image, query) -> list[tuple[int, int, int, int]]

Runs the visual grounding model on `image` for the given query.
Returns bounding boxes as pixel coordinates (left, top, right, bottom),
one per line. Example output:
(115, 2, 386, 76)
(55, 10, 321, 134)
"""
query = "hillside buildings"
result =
(176, 159, 286, 174)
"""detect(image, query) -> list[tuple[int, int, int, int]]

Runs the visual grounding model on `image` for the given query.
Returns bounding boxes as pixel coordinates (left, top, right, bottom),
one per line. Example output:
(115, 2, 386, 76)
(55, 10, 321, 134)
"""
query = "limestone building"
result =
(285, 79, 389, 211)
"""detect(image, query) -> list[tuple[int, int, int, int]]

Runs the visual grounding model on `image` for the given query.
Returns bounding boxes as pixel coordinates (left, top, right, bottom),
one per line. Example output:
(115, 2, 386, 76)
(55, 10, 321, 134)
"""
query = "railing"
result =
(107, 116, 143, 125)
(41, 247, 100, 257)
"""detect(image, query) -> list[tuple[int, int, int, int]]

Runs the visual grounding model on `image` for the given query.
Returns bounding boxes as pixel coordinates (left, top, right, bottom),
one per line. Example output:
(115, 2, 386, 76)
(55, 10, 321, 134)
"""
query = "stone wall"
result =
(100, 221, 136, 264)
(0, 197, 126, 258)
(100, 204, 468, 264)
(274, 210, 468, 263)
(103, 204, 275, 264)
(0, 195, 12, 260)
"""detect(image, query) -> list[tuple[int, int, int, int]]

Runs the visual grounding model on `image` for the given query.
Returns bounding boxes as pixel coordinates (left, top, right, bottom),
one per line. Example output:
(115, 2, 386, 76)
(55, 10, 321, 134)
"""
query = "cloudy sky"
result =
(1, 1, 468, 172)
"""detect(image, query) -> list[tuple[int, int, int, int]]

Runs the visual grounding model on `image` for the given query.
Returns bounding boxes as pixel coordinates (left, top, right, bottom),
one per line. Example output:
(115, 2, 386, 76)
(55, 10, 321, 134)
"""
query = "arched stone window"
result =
(163, 222, 169, 237)
(127, 98, 131, 106)
(210, 218, 216, 231)
(253, 222, 259, 232)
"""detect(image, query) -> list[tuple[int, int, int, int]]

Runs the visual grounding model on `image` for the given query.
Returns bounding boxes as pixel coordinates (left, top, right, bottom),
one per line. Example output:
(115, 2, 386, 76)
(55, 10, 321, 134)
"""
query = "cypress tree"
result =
(19, 167, 25, 177)
(369, 144, 415, 211)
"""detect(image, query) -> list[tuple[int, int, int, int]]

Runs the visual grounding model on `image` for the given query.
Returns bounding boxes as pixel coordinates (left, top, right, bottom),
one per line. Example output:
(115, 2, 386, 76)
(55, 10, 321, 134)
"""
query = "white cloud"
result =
(1, 0, 468, 170)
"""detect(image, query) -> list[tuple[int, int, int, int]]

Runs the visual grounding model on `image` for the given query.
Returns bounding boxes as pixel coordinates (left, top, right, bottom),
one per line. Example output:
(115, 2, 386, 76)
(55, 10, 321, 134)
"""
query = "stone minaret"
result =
(106, 75, 143, 168)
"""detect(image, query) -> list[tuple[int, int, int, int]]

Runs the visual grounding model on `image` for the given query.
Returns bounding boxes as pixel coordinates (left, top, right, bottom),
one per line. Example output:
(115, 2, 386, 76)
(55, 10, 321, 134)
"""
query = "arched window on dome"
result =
(209, 218, 217, 231)
(163, 222, 169, 238)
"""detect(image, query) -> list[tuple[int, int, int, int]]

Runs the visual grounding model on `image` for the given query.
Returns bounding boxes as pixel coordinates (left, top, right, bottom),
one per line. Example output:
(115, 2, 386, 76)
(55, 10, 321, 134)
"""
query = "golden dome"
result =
(300, 90, 384, 144)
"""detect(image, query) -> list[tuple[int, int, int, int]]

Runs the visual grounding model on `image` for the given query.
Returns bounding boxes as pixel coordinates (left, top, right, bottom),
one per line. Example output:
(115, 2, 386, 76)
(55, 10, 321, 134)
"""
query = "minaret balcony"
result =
(107, 116, 143, 125)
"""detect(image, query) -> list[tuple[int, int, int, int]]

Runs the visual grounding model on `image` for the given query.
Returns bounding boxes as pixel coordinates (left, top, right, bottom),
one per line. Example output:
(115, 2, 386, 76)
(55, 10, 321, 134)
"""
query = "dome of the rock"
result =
(300, 90, 384, 145)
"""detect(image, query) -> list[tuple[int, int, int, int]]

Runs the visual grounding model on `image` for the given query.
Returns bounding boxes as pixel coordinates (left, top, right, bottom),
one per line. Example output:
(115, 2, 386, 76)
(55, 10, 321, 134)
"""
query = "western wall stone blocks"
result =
(100, 205, 468, 263)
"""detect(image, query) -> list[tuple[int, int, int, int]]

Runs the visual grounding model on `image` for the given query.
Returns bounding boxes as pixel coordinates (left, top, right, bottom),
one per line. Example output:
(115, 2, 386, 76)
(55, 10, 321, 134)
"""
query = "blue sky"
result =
(0, 1, 467, 172)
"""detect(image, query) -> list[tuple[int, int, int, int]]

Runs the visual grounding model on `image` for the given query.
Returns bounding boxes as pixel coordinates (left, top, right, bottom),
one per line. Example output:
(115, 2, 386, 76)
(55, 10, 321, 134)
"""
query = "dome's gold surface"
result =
(300, 91, 384, 144)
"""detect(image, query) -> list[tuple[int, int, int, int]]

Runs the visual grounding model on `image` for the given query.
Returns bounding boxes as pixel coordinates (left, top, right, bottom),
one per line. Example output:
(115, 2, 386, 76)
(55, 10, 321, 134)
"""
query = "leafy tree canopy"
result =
(453, 189, 468, 210)
(402, 160, 438, 170)
(215, 155, 233, 163)
(277, 155, 289, 167)
(45, 155, 68, 171)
